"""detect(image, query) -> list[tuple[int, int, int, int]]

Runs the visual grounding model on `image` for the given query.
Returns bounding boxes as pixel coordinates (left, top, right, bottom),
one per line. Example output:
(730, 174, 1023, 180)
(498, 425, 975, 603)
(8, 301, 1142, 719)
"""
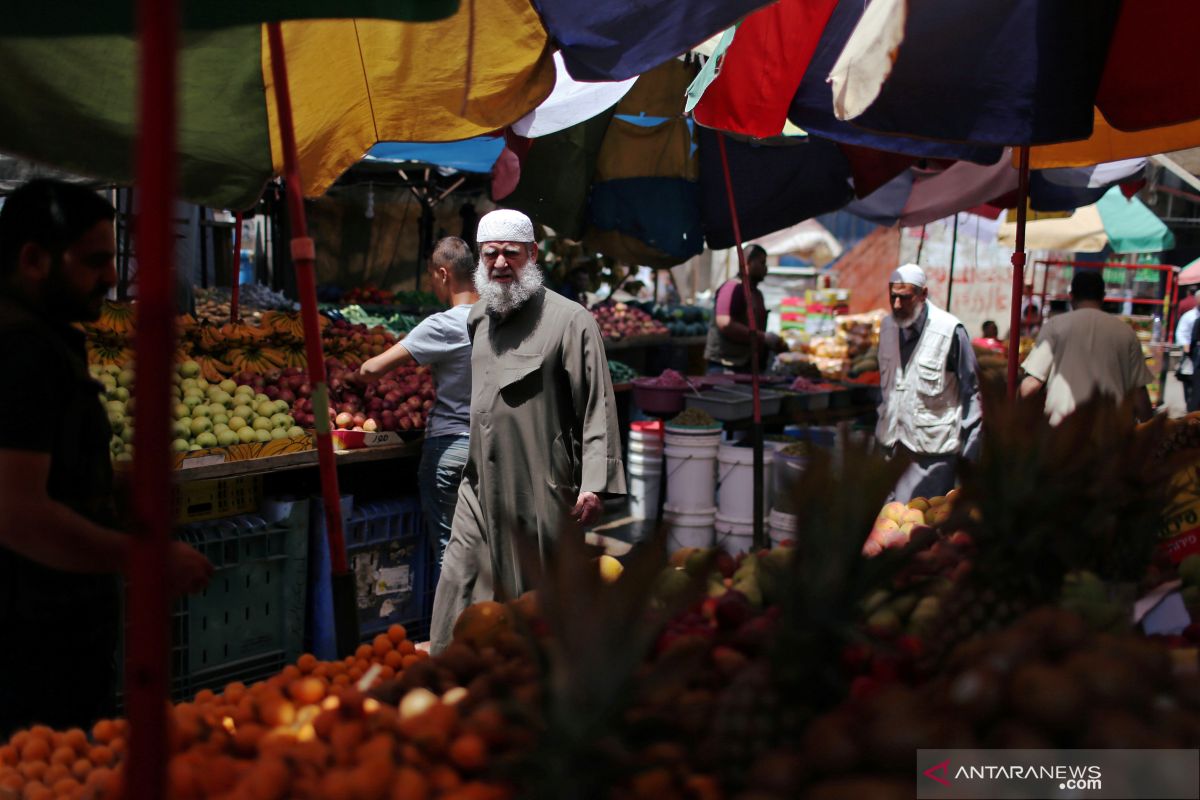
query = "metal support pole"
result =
(1007, 146, 1031, 399)
(126, 0, 177, 796)
(231, 211, 243, 323)
(716, 134, 766, 549)
(946, 215, 959, 312)
(267, 22, 359, 655)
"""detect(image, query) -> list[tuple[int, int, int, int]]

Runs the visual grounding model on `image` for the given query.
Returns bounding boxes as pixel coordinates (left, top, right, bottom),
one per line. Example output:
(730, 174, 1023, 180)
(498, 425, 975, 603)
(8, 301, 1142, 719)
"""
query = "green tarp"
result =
(1096, 185, 1175, 254)
(0, 28, 273, 209)
(4, 2, 458, 36)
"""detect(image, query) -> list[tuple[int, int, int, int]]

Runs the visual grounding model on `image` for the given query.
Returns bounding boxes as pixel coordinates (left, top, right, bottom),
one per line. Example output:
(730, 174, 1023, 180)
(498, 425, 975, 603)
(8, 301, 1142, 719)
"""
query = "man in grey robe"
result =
(430, 209, 626, 652)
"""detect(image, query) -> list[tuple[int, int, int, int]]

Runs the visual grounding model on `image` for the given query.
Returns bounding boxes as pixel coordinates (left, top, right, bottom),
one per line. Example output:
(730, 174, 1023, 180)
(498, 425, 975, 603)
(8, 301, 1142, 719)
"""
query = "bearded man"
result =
(876, 264, 981, 503)
(0, 180, 212, 733)
(430, 209, 625, 652)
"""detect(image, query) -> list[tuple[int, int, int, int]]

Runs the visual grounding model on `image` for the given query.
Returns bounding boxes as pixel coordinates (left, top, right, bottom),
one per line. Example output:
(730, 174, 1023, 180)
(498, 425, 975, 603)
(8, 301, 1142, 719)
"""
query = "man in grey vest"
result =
(876, 264, 982, 502)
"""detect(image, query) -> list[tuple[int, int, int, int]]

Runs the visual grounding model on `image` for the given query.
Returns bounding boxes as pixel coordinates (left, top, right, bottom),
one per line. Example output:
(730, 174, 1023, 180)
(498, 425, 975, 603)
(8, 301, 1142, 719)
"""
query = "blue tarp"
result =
(535, 0, 772, 82)
(364, 137, 505, 174)
(699, 129, 854, 250)
(787, 0, 1003, 164)
(846, 0, 1122, 146)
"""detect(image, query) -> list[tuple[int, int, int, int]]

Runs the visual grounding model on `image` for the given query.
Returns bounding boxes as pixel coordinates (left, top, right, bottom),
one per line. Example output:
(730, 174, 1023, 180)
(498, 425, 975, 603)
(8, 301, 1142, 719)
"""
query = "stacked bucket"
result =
(715, 443, 771, 554)
(626, 420, 664, 519)
(663, 420, 722, 550)
(767, 438, 804, 548)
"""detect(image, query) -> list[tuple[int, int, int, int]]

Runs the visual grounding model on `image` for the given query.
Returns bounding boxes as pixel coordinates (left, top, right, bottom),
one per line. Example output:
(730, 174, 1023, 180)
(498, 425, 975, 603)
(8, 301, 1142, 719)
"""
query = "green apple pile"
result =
(92, 360, 306, 461)
(91, 363, 136, 463)
(170, 360, 304, 453)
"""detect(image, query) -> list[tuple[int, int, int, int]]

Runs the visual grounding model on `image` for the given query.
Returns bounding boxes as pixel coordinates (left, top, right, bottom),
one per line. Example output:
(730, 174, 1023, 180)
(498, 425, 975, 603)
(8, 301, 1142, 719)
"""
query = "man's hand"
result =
(354, 358, 384, 385)
(168, 541, 214, 596)
(764, 332, 788, 353)
(1018, 375, 1045, 399)
(571, 491, 602, 526)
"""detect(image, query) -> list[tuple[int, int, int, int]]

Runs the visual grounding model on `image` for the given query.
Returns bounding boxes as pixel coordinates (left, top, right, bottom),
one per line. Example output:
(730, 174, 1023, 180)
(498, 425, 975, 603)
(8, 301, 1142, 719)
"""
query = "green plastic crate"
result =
(117, 498, 308, 703)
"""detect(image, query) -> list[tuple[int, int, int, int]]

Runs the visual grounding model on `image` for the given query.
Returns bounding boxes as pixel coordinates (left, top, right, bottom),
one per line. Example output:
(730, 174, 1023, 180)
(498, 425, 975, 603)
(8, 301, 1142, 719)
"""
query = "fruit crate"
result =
(715, 383, 785, 416)
(779, 390, 831, 415)
(685, 386, 784, 421)
(173, 475, 262, 523)
(344, 497, 432, 643)
(116, 499, 308, 704)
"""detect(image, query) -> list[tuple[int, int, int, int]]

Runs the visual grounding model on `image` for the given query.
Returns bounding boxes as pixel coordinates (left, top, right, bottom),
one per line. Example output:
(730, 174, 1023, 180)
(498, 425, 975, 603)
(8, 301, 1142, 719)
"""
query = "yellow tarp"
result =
(1028, 108, 1200, 169)
(264, 2, 556, 198)
(997, 204, 1107, 253)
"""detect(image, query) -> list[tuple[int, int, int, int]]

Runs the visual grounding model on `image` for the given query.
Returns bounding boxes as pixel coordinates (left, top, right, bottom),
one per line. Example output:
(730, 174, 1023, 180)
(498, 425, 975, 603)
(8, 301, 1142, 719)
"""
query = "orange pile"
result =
(0, 624, 524, 800)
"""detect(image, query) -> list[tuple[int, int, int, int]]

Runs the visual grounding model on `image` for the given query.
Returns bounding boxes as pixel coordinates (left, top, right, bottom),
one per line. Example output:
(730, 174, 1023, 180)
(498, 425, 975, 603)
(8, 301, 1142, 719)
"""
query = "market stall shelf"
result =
(149, 440, 423, 483)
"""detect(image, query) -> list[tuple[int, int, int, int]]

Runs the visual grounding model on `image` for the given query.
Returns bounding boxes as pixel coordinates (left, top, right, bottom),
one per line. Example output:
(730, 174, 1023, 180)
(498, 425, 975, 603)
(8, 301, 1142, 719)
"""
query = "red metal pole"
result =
(231, 211, 243, 324)
(716, 133, 765, 549)
(266, 24, 358, 652)
(126, 0, 177, 797)
(1007, 146, 1031, 399)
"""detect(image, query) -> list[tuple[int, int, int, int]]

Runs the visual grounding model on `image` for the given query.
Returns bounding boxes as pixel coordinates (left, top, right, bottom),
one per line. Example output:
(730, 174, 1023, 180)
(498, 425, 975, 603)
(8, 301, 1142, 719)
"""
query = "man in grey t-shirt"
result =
(359, 238, 479, 563)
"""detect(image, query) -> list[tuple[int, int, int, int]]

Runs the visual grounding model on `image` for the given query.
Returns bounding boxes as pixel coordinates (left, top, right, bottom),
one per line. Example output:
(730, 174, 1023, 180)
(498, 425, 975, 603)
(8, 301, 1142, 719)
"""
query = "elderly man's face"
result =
(889, 282, 927, 327)
(480, 241, 536, 285)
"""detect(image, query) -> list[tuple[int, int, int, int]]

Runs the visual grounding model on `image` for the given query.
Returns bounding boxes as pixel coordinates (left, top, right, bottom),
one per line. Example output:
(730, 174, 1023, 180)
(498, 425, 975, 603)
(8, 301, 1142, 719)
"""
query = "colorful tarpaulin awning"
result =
(997, 205, 1109, 254)
(363, 138, 506, 174)
(690, 0, 838, 140)
(1096, 185, 1176, 254)
(785, 0, 1003, 164)
(1177, 257, 1200, 286)
(996, 187, 1174, 254)
(1, 1, 458, 34)
(0, 0, 769, 210)
(843, 155, 1144, 228)
(511, 52, 636, 138)
(831, 0, 1200, 152)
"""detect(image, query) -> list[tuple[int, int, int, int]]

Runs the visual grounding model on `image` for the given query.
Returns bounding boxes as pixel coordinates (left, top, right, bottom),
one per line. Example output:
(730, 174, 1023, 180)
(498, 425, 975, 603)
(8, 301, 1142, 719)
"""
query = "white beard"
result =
(475, 258, 544, 316)
(894, 300, 925, 330)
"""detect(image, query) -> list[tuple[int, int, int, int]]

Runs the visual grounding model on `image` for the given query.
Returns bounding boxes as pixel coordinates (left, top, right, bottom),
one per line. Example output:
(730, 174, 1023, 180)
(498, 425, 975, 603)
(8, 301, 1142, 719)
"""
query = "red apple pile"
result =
(343, 284, 395, 305)
(590, 302, 668, 342)
(262, 360, 435, 433)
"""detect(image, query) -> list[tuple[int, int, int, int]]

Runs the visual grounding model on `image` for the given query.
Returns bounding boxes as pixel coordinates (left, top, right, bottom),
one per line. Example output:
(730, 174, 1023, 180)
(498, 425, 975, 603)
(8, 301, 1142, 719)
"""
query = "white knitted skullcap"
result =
(889, 263, 927, 288)
(477, 209, 535, 243)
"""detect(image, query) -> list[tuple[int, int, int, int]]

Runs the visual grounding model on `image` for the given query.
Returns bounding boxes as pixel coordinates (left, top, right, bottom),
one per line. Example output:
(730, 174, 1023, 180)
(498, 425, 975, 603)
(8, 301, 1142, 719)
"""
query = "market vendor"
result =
(430, 209, 626, 653)
(0, 180, 213, 734)
(876, 263, 982, 503)
(705, 244, 787, 373)
(358, 237, 479, 566)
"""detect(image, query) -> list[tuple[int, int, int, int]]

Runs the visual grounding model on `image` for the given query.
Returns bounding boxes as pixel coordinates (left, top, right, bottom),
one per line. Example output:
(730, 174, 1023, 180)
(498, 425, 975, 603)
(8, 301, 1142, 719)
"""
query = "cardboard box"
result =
(1160, 459, 1200, 563)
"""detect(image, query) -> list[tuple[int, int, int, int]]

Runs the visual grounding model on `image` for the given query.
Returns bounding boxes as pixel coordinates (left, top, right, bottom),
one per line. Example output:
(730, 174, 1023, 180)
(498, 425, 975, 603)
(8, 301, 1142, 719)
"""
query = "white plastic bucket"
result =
(664, 428, 721, 512)
(717, 443, 772, 522)
(715, 511, 755, 555)
(627, 450, 662, 520)
(664, 505, 715, 551)
(768, 508, 799, 548)
(770, 450, 808, 515)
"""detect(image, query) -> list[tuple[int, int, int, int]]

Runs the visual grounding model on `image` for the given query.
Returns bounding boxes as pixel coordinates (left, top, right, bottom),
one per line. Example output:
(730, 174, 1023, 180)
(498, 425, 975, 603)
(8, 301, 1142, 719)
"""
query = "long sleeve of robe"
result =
(430, 288, 626, 651)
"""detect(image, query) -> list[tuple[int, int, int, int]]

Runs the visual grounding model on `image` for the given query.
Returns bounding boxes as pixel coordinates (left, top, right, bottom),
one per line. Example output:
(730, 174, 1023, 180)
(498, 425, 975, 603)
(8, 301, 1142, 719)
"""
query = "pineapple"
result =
(512, 525, 710, 799)
(924, 385, 1183, 667)
(697, 439, 919, 789)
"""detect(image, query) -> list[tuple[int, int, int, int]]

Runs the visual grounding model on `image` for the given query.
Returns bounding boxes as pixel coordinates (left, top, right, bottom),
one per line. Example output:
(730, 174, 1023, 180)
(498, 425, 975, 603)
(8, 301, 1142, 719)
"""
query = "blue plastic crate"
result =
(309, 495, 434, 651)
(347, 498, 429, 641)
